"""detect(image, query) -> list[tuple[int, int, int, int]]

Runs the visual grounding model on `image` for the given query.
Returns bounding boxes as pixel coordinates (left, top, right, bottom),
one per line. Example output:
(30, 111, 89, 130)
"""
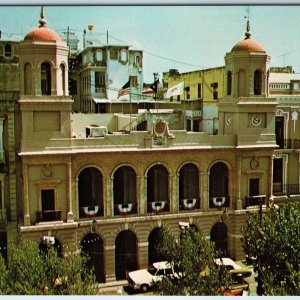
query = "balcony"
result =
(244, 195, 266, 208)
(276, 139, 300, 149)
(273, 184, 300, 196)
(36, 210, 62, 222)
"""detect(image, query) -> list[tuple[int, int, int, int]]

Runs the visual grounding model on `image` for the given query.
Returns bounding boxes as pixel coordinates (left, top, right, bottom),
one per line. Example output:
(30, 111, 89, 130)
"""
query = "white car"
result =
(127, 261, 178, 292)
(214, 257, 252, 277)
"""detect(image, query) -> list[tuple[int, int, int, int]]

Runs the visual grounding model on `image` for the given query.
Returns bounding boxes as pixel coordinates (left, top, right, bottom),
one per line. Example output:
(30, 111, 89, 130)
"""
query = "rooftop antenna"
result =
(277, 53, 290, 67)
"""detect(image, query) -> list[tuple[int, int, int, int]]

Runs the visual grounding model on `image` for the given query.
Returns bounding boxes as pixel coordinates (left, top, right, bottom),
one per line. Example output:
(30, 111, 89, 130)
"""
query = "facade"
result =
(13, 13, 280, 285)
(268, 67, 300, 203)
(0, 38, 20, 259)
(0, 7, 298, 285)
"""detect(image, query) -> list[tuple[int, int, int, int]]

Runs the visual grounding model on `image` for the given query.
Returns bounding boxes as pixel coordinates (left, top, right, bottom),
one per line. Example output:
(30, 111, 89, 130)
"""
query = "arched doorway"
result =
(115, 230, 137, 280)
(81, 233, 105, 283)
(210, 222, 228, 256)
(148, 227, 165, 265)
(78, 167, 103, 218)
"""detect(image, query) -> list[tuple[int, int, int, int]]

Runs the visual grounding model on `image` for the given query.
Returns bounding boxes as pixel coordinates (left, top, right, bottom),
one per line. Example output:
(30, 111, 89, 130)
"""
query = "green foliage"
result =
(155, 226, 232, 296)
(242, 200, 300, 295)
(0, 239, 98, 295)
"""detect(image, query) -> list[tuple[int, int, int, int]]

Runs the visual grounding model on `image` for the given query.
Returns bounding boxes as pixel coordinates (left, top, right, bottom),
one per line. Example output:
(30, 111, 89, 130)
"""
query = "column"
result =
(67, 159, 74, 222)
(104, 244, 116, 282)
(201, 172, 209, 210)
(23, 164, 30, 226)
(268, 155, 274, 205)
(51, 66, 58, 96)
(104, 176, 113, 217)
(137, 175, 146, 214)
(170, 173, 179, 213)
(236, 156, 242, 210)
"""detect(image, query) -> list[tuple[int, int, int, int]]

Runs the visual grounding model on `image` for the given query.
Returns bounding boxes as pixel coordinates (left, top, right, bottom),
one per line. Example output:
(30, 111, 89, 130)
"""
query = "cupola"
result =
(24, 7, 62, 42)
(224, 18, 270, 99)
(19, 6, 69, 97)
(231, 20, 265, 53)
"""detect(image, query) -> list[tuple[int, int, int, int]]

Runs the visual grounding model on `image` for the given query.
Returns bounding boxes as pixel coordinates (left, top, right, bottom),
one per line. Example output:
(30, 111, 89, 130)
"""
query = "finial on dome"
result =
(244, 7, 251, 39)
(39, 6, 47, 27)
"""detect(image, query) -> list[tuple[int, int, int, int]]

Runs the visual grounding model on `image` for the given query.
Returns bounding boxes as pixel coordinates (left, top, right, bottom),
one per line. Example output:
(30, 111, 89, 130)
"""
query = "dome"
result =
(231, 37, 265, 53)
(24, 7, 61, 42)
(24, 25, 62, 42)
(231, 19, 265, 53)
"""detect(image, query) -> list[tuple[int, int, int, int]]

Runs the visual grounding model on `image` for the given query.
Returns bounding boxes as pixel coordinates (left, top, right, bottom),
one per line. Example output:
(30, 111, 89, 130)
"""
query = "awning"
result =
(93, 98, 111, 104)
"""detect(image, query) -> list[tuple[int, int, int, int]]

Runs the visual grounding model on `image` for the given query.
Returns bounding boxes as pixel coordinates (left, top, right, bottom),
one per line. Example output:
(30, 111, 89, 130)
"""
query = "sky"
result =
(1, 4, 300, 82)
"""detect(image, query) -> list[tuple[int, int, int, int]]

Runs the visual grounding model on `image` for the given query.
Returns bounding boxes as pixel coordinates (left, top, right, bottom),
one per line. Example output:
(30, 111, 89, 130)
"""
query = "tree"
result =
(0, 239, 98, 295)
(242, 200, 300, 295)
(155, 226, 232, 296)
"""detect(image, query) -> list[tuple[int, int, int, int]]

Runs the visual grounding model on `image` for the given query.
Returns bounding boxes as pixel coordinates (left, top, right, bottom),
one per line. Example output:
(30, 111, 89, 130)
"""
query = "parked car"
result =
(214, 257, 252, 278)
(127, 261, 180, 292)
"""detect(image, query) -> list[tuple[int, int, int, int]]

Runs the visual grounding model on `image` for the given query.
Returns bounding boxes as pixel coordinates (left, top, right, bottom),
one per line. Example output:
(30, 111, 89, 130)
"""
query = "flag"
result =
(118, 80, 131, 98)
(164, 81, 184, 99)
(142, 79, 159, 95)
(149, 79, 159, 93)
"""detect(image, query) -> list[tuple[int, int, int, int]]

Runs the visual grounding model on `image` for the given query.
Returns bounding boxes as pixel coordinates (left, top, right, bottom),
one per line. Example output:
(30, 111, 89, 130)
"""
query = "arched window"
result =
(135, 54, 141, 66)
(254, 70, 262, 95)
(96, 50, 103, 61)
(120, 49, 127, 62)
(78, 167, 103, 218)
(24, 63, 32, 95)
(113, 166, 137, 215)
(209, 162, 230, 208)
(4, 44, 11, 57)
(147, 165, 169, 213)
(179, 163, 200, 210)
(41, 62, 51, 95)
(227, 71, 232, 95)
(60, 64, 66, 95)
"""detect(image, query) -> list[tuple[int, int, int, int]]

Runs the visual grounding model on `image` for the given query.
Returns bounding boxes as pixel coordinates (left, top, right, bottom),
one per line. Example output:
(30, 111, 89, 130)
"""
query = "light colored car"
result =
(214, 257, 252, 277)
(127, 261, 178, 292)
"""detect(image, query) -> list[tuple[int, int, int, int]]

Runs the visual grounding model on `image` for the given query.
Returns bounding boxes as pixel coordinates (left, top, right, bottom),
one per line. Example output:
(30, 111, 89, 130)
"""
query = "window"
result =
(60, 64, 66, 95)
(249, 178, 259, 196)
(96, 50, 103, 61)
(254, 70, 262, 95)
(120, 49, 127, 62)
(130, 76, 138, 87)
(95, 72, 105, 92)
(211, 82, 218, 89)
(41, 62, 51, 95)
(4, 44, 11, 57)
(294, 82, 299, 90)
(41, 189, 55, 211)
(213, 91, 218, 100)
(227, 71, 232, 95)
(197, 83, 202, 98)
(177, 95, 180, 101)
(135, 54, 141, 65)
(185, 86, 190, 99)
